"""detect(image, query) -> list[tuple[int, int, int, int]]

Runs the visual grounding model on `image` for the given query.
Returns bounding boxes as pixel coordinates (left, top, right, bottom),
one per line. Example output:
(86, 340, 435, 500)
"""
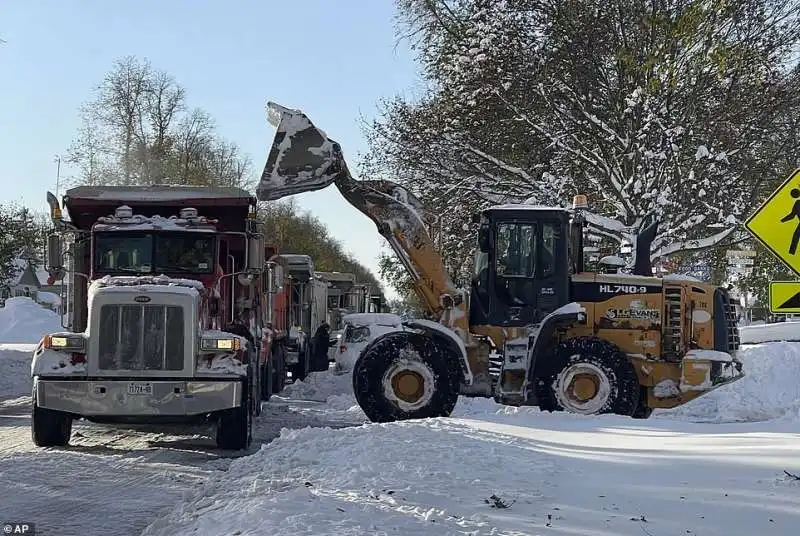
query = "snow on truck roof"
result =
(63, 185, 256, 231)
(65, 185, 255, 203)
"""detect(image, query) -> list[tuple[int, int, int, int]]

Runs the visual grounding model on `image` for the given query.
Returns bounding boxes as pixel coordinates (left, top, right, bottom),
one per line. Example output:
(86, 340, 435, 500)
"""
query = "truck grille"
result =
(97, 304, 185, 371)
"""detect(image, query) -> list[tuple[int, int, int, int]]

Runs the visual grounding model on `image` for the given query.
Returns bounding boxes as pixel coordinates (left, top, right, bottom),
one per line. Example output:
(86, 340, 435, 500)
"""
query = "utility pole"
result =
(54, 155, 61, 196)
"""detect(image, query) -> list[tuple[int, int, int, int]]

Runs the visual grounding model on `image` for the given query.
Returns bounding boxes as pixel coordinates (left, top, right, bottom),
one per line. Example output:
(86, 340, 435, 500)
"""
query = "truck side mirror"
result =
(46, 234, 64, 279)
(248, 237, 264, 271)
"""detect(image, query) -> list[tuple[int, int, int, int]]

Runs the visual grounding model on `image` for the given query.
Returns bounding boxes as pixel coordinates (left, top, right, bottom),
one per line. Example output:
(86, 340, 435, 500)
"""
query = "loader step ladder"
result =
(663, 285, 683, 361)
(494, 336, 532, 405)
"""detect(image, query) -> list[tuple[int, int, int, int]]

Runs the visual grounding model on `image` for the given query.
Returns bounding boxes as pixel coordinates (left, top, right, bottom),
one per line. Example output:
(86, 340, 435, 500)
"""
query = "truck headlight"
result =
(44, 334, 86, 351)
(200, 337, 241, 352)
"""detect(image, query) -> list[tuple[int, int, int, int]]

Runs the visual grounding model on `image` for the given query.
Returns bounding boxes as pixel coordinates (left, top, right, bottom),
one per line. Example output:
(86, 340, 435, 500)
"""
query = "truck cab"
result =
(31, 185, 282, 450)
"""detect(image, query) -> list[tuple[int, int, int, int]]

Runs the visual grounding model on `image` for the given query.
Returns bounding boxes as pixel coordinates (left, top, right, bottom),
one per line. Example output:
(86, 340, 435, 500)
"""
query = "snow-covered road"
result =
(2, 317, 800, 535)
(0, 345, 365, 536)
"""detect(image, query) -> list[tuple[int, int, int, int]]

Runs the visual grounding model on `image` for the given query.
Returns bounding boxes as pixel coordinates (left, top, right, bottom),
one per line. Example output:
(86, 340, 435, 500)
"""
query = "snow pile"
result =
(36, 291, 61, 306)
(0, 297, 62, 344)
(0, 344, 35, 397)
(656, 342, 800, 423)
(740, 322, 800, 344)
(142, 407, 800, 536)
(282, 371, 359, 407)
(142, 420, 557, 536)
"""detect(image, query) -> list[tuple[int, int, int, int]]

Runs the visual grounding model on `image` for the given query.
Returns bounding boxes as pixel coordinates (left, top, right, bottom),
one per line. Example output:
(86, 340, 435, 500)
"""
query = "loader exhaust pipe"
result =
(256, 102, 345, 202)
(632, 219, 658, 277)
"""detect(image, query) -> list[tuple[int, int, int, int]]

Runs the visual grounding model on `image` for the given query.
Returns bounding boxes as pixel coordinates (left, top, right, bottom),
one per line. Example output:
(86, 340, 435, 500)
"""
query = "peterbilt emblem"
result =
(134, 295, 151, 303)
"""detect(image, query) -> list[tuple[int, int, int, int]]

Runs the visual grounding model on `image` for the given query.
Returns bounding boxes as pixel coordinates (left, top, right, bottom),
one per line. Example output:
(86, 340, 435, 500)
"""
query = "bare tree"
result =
(66, 55, 253, 189)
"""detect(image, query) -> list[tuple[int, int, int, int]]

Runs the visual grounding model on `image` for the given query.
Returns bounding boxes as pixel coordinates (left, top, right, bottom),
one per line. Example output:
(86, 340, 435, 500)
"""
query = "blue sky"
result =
(0, 0, 426, 297)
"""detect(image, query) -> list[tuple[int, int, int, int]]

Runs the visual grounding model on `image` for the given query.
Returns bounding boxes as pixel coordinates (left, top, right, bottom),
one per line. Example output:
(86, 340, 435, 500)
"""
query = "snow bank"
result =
(0, 297, 62, 344)
(0, 344, 35, 397)
(282, 371, 361, 409)
(36, 291, 61, 306)
(142, 400, 800, 536)
(141, 419, 558, 536)
(740, 322, 800, 344)
(656, 342, 800, 423)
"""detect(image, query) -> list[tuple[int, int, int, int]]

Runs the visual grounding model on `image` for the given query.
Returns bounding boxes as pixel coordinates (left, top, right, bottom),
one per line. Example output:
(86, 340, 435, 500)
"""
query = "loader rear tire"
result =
(538, 337, 639, 417)
(352, 331, 459, 423)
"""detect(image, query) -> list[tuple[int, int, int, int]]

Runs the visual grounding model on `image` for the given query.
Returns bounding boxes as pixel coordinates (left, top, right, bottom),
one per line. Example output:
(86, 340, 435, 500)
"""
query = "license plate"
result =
(127, 382, 153, 395)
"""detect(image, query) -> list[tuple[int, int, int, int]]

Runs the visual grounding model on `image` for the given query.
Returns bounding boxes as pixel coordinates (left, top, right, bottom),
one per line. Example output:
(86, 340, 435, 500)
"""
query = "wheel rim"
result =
(381, 348, 436, 412)
(553, 359, 612, 414)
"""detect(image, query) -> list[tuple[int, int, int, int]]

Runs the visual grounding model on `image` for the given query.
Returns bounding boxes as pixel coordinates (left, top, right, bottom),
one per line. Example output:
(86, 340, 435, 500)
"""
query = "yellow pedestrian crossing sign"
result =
(768, 281, 800, 313)
(744, 167, 800, 276)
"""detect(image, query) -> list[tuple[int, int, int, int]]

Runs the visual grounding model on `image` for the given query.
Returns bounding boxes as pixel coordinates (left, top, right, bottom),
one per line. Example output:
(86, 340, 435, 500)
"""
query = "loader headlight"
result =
(43, 334, 86, 351)
(200, 337, 241, 352)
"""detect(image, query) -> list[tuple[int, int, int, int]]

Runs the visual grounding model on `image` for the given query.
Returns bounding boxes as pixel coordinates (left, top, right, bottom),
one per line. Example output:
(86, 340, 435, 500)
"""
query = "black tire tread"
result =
(536, 336, 640, 417)
(352, 331, 458, 423)
(31, 403, 72, 447)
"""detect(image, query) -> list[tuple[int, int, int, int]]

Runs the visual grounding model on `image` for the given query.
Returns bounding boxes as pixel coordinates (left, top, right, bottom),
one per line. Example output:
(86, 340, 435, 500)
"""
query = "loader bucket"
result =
(256, 102, 344, 202)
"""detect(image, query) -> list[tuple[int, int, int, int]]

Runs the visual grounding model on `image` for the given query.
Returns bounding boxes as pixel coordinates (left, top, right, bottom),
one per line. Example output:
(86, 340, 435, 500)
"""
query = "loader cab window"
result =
(495, 221, 537, 305)
(540, 222, 557, 277)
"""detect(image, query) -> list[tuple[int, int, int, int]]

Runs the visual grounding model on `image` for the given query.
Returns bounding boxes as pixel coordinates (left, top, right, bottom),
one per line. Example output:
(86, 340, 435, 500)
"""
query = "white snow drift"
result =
(140, 340, 800, 536)
(0, 297, 62, 344)
(1, 301, 799, 536)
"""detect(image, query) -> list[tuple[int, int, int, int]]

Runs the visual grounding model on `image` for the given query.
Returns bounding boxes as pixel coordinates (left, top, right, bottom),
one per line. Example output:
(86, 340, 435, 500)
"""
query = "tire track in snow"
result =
(0, 393, 365, 536)
(0, 396, 226, 536)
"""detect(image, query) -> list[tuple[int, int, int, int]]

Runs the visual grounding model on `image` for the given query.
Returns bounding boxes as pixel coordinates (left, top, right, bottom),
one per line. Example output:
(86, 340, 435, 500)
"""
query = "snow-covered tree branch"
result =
(362, 0, 800, 294)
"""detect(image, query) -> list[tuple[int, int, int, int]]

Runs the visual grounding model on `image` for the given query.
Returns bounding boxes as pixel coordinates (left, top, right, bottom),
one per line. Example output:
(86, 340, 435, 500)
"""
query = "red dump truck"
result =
(31, 185, 288, 450)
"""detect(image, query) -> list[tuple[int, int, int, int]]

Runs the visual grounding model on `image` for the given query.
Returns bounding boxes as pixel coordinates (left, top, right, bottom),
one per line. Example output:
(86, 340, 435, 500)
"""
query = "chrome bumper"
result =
(33, 378, 242, 416)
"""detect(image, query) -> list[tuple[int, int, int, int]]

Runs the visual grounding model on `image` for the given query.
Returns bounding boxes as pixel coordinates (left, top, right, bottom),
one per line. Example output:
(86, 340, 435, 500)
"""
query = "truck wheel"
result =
(538, 337, 639, 416)
(216, 379, 252, 450)
(31, 401, 72, 447)
(291, 347, 309, 382)
(260, 357, 273, 402)
(352, 331, 459, 423)
(271, 344, 286, 394)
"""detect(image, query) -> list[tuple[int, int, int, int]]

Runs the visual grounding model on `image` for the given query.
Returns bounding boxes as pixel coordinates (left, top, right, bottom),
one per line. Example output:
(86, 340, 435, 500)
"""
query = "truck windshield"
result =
(94, 232, 215, 274)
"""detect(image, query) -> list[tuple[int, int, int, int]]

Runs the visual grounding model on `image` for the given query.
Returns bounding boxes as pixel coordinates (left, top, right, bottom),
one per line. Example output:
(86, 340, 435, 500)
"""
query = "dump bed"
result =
(63, 185, 256, 232)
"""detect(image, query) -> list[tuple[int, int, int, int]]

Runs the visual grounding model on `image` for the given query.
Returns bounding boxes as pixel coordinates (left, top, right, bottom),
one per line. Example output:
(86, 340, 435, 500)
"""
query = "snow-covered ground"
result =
(740, 321, 800, 344)
(0, 296, 63, 343)
(1, 301, 799, 535)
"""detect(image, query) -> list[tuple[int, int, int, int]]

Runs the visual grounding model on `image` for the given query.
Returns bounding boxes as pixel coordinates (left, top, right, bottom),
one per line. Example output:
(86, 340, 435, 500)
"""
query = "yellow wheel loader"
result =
(255, 102, 745, 422)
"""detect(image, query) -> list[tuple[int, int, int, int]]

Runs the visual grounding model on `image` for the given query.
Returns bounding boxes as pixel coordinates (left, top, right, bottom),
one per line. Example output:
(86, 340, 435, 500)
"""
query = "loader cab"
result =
(469, 205, 571, 327)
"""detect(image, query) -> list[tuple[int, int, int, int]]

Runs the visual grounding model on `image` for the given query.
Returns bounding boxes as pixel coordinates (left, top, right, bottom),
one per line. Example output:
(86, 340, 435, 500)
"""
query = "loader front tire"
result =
(352, 331, 459, 423)
(538, 337, 639, 417)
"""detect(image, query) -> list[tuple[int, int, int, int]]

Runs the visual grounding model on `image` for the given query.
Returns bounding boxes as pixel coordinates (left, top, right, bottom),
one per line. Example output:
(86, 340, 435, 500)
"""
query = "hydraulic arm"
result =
(257, 103, 469, 337)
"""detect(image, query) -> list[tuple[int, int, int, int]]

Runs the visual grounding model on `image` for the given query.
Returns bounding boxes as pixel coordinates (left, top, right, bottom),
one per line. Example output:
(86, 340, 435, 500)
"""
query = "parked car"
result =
(334, 312, 404, 374)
